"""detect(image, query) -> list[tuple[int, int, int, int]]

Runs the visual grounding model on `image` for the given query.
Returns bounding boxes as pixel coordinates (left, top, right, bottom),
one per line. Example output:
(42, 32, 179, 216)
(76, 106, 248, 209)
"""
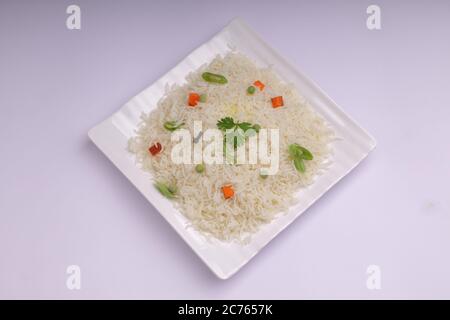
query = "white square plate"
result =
(88, 18, 376, 279)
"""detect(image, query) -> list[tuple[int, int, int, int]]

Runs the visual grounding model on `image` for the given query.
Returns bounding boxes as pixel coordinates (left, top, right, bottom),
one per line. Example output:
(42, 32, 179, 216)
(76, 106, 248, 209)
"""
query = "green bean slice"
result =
(293, 158, 305, 172)
(202, 72, 228, 84)
(154, 181, 176, 199)
(163, 121, 184, 132)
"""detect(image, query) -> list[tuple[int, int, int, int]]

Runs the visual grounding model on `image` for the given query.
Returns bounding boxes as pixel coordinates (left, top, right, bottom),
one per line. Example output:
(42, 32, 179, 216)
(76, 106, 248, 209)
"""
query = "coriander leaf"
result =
(252, 124, 261, 133)
(218, 117, 261, 153)
(217, 117, 236, 131)
(237, 122, 252, 132)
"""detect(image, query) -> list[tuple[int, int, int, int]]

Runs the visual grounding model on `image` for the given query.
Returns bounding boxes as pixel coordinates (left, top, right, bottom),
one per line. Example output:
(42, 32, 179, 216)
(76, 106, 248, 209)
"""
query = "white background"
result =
(0, 0, 449, 299)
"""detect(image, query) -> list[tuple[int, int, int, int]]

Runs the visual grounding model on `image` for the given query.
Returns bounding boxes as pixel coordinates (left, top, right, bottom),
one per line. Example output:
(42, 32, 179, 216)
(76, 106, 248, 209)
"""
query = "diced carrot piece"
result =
(149, 142, 162, 156)
(188, 93, 200, 107)
(253, 80, 265, 91)
(221, 184, 234, 199)
(271, 96, 284, 108)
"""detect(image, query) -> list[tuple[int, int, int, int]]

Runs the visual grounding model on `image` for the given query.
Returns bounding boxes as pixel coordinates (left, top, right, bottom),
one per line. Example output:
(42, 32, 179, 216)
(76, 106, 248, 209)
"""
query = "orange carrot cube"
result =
(188, 93, 200, 107)
(271, 96, 284, 108)
(221, 184, 234, 199)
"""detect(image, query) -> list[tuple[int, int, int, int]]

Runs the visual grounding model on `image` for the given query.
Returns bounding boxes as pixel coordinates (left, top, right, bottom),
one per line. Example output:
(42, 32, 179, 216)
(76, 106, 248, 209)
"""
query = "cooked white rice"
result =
(128, 52, 334, 242)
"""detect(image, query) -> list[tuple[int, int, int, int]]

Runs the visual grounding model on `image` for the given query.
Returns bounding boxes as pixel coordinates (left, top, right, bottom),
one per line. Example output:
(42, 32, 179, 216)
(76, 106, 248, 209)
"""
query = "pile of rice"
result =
(128, 52, 334, 242)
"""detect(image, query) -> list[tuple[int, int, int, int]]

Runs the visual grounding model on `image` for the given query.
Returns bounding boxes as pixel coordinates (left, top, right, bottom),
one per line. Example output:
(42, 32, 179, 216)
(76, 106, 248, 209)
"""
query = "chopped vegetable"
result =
(253, 80, 265, 91)
(154, 181, 176, 199)
(163, 121, 184, 132)
(289, 143, 313, 160)
(271, 96, 284, 108)
(288, 143, 313, 173)
(195, 164, 205, 173)
(217, 117, 261, 149)
(222, 184, 234, 199)
(188, 93, 200, 107)
(240, 122, 258, 137)
(149, 142, 162, 156)
(199, 94, 207, 103)
(202, 72, 228, 84)
(299, 147, 313, 160)
(217, 117, 236, 131)
(247, 86, 256, 95)
(217, 117, 260, 133)
(237, 122, 252, 131)
(288, 144, 303, 159)
(293, 158, 305, 172)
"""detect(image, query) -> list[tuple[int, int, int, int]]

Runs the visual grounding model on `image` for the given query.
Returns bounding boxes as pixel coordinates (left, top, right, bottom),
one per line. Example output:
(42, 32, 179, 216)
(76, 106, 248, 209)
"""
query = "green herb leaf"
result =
(237, 122, 252, 131)
(252, 124, 261, 133)
(217, 117, 236, 131)
(218, 117, 261, 152)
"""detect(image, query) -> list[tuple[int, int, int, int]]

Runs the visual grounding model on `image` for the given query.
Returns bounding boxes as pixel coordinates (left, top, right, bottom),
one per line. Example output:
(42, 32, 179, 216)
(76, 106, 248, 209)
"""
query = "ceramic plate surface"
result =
(88, 18, 376, 279)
